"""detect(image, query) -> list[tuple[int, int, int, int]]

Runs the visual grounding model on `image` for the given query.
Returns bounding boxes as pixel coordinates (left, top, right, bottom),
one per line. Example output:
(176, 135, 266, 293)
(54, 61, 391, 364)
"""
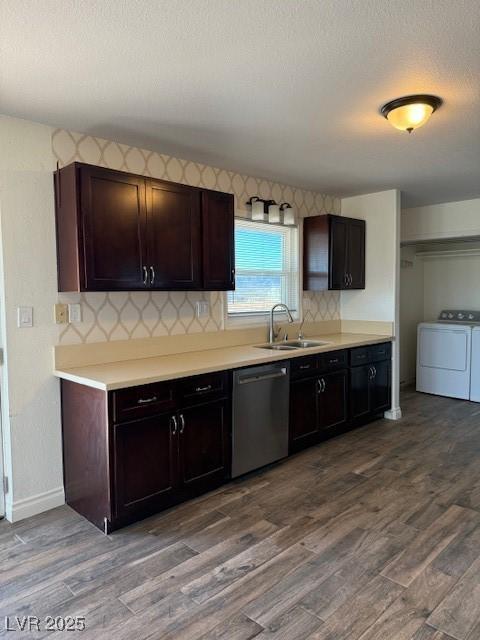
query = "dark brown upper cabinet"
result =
(303, 214, 365, 291)
(54, 162, 235, 292)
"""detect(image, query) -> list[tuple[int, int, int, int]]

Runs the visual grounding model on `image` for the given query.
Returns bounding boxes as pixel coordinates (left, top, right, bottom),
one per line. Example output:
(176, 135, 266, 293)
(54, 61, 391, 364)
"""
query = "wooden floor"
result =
(2, 389, 480, 639)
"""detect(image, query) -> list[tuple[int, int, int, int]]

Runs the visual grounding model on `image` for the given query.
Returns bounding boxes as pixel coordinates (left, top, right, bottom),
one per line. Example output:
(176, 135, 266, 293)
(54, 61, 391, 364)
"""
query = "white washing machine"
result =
(417, 310, 480, 400)
(471, 326, 480, 402)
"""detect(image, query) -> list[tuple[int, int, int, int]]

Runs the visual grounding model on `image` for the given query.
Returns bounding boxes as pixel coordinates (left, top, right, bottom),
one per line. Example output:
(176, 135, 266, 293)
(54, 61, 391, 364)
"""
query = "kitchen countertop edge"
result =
(54, 333, 393, 391)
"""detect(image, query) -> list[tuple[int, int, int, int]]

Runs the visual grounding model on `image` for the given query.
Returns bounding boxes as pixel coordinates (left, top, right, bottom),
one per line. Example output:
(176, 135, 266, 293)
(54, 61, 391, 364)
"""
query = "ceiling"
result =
(1, 1, 479, 207)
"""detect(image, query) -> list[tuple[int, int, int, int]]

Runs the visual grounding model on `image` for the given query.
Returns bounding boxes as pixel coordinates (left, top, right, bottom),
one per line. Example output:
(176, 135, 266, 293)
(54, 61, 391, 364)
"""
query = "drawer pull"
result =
(137, 396, 158, 404)
(299, 365, 311, 370)
(329, 358, 339, 364)
(357, 354, 366, 359)
(195, 385, 212, 393)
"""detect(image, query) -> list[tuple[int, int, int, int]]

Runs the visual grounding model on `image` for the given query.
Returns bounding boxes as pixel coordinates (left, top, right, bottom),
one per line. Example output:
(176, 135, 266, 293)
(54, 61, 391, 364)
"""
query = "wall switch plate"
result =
(54, 303, 68, 324)
(196, 300, 210, 318)
(17, 306, 33, 328)
(68, 303, 82, 323)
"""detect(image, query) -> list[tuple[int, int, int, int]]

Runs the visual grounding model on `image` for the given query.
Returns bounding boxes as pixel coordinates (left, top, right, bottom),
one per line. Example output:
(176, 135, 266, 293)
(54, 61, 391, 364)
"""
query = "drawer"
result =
(369, 342, 392, 362)
(320, 350, 348, 372)
(290, 355, 320, 379)
(349, 346, 370, 367)
(178, 371, 229, 406)
(112, 382, 176, 423)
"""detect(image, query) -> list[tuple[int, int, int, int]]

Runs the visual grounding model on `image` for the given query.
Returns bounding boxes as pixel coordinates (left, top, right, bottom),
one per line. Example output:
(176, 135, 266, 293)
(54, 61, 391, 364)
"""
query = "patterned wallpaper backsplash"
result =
(53, 129, 341, 344)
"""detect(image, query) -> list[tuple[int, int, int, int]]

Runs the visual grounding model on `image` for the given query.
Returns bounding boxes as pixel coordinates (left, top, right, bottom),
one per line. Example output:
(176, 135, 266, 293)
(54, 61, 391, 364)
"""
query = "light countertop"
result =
(54, 333, 392, 391)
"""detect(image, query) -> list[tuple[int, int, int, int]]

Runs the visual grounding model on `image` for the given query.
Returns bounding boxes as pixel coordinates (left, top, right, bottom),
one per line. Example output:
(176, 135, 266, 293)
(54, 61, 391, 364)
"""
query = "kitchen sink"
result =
(256, 344, 299, 351)
(255, 340, 330, 351)
(284, 340, 330, 348)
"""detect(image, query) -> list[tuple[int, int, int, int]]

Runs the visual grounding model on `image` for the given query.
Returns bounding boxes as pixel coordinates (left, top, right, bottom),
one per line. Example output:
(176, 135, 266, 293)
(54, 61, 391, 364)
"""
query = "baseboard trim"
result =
(6, 486, 65, 523)
(384, 407, 402, 421)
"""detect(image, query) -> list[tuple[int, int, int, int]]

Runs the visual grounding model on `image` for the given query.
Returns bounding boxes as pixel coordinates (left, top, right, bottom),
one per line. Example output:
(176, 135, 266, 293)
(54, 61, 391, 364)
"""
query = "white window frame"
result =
(226, 217, 301, 326)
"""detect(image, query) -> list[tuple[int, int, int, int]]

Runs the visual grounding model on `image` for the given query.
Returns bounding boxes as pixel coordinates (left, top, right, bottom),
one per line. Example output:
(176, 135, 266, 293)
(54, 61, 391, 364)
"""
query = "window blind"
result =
(227, 218, 299, 315)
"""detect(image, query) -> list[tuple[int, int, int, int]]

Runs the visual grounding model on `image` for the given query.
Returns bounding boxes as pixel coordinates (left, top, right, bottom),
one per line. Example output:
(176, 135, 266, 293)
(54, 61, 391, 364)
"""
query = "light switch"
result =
(17, 306, 33, 328)
(68, 303, 82, 323)
(196, 300, 210, 318)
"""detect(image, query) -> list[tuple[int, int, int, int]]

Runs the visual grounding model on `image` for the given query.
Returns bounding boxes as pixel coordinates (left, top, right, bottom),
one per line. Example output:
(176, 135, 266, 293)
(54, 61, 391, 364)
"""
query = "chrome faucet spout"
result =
(269, 303, 294, 344)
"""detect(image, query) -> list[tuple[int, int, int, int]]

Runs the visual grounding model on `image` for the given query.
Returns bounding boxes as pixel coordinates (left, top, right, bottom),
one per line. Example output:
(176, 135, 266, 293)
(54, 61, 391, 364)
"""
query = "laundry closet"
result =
(400, 198, 480, 400)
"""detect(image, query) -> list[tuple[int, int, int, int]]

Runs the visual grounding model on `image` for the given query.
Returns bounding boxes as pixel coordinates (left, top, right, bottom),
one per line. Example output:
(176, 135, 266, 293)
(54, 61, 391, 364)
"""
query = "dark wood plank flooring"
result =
(2, 389, 480, 639)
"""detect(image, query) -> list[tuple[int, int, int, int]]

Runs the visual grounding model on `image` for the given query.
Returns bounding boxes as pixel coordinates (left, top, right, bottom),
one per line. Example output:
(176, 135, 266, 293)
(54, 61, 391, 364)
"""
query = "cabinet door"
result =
(370, 359, 391, 413)
(289, 378, 319, 452)
(178, 400, 230, 494)
(146, 179, 201, 289)
(113, 413, 178, 518)
(318, 370, 348, 430)
(347, 219, 366, 289)
(329, 216, 348, 289)
(349, 365, 371, 420)
(80, 166, 147, 290)
(202, 190, 235, 290)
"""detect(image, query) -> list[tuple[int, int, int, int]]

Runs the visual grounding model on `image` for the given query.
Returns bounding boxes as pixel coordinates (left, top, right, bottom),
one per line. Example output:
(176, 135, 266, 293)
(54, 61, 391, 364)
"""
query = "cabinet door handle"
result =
(372, 365, 377, 378)
(231, 268, 235, 283)
(137, 396, 158, 404)
(344, 274, 348, 287)
(179, 413, 185, 434)
(316, 379, 322, 394)
(150, 266, 155, 286)
(322, 378, 326, 392)
(170, 415, 178, 435)
(195, 385, 212, 393)
(142, 266, 148, 286)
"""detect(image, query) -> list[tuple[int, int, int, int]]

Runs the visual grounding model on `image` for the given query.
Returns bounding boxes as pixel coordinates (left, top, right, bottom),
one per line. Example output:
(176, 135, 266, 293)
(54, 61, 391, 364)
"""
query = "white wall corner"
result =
(6, 486, 65, 523)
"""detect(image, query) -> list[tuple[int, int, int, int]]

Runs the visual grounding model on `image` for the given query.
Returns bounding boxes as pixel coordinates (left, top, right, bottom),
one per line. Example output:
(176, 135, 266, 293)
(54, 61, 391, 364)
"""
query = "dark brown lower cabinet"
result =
(289, 377, 319, 452)
(289, 369, 348, 453)
(350, 357, 392, 421)
(318, 370, 348, 430)
(61, 372, 231, 533)
(114, 413, 178, 519)
(178, 400, 230, 493)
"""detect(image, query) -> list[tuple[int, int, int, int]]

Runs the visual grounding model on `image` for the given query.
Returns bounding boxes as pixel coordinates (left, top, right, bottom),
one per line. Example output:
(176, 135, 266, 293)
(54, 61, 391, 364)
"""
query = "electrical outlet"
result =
(196, 300, 210, 318)
(68, 303, 82, 323)
(54, 303, 68, 324)
(17, 306, 33, 328)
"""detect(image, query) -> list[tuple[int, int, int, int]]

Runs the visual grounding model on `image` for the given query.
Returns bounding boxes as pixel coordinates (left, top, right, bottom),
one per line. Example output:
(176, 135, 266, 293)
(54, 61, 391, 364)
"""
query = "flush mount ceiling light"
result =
(381, 94, 442, 133)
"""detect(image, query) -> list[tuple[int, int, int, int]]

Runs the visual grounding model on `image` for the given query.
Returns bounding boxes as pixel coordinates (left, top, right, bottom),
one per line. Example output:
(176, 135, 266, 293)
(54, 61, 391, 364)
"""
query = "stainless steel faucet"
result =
(269, 303, 294, 343)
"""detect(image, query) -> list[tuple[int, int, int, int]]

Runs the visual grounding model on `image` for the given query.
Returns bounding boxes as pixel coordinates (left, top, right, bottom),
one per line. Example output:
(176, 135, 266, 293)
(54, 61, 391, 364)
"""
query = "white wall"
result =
(399, 246, 424, 384)
(402, 198, 480, 243)
(423, 253, 480, 320)
(341, 190, 401, 419)
(0, 116, 64, 520)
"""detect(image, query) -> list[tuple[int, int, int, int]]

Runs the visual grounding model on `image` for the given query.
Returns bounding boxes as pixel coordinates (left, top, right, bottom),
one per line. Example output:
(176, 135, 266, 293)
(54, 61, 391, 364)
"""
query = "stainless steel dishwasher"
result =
(232, 362, 290, 478)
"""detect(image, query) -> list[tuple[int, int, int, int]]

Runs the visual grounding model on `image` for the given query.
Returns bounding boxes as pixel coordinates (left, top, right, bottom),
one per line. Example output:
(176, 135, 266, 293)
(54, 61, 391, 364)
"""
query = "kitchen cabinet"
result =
(202, 190, 235, 290)
(146, 178, 201, 289)
(303, 214, 365, 291)
(60, 342, 391, 532)
(318, 369, 348, 430)
(61, 371, 231, 532)
(54, 162, 235, 292)
(179, 399, 229, 492)
(290, 376, 319, 452)
(113, 413, 178, 519)
(289, 352, 348, 453)
(349, 343, 392, 421)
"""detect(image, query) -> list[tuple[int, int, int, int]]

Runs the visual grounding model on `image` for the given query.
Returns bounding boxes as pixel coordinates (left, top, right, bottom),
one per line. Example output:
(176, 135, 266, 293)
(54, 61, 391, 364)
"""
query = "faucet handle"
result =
(283, 332, 289, 342)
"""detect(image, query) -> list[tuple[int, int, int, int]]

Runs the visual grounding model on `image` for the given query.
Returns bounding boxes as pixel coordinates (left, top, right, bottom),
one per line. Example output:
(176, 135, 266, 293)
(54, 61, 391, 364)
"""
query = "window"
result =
(227, 218, 299, 316)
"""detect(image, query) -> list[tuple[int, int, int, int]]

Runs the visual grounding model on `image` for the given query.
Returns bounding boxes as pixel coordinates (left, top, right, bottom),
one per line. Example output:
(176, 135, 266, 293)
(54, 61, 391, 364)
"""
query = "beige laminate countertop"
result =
(54, 333, 392, 391)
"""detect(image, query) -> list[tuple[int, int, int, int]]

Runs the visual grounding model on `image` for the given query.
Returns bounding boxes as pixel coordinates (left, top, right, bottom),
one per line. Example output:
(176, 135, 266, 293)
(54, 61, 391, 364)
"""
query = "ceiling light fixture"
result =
(381, 94, 442, 133)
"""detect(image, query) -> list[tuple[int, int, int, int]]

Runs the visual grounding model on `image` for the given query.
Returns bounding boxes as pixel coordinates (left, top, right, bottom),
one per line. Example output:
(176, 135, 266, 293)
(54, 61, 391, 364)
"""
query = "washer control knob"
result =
(448, 313, 454, 319)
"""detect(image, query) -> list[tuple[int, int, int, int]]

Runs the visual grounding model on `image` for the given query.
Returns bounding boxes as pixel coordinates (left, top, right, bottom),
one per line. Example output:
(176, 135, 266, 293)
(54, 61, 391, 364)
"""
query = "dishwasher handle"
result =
(237, 367, 288, 385)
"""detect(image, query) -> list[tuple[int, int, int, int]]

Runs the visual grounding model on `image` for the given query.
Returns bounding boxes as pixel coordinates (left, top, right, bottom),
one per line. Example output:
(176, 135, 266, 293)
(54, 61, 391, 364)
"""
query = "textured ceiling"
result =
(1, 0, 479, 206)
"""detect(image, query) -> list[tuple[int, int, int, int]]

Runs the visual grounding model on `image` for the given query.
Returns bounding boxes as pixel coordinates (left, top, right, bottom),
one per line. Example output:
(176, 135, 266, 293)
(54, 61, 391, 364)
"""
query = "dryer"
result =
(471, 326, 480, 402)
(416, 310, 479, 400)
